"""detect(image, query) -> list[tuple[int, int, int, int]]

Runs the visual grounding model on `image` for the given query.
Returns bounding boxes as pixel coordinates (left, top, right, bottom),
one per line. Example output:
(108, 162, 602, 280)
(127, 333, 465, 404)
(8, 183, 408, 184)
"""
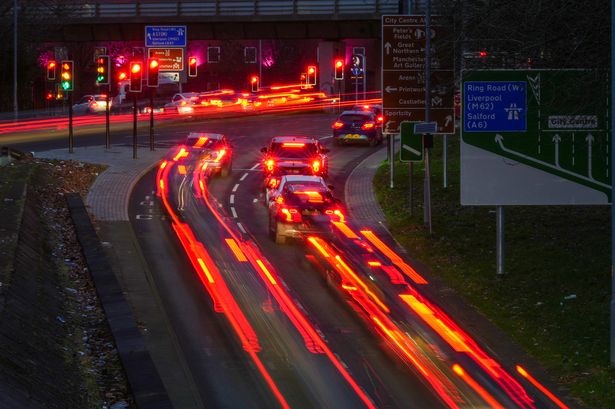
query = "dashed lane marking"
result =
(237, 222, 247, 234)
(240, 173, 248, 181)
(230, 194, 235, 204)
(231, 207, 238, 218)
(232, 184, 239, 192)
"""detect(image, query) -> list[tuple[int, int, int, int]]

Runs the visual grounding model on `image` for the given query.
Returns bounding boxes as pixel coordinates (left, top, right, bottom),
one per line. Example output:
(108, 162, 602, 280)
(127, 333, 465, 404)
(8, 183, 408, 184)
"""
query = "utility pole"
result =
(13, 0, 18, 120)
(610, 0, 615, 368)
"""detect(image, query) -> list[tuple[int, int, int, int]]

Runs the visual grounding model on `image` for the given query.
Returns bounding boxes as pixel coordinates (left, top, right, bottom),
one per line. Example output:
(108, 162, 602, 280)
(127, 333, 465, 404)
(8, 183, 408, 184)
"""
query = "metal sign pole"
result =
(443, 134, 448, 188)
(408, 162, 413, 215)
(390, 135, 395, 188)
(423, 0, 433, 232)
(496, 206, 505, 276)
(133, 94, 138, 159)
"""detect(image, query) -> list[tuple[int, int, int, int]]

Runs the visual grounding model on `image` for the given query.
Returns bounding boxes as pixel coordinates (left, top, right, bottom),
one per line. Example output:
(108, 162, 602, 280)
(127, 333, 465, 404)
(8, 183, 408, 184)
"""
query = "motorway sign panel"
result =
(145, 26, 187, 47)
(400, 121, 424, 162)
(461, 70, 611, 205)
(381, 15, 455, 135)
(463, 81, 527, 132)
(148, 48, 184, 71)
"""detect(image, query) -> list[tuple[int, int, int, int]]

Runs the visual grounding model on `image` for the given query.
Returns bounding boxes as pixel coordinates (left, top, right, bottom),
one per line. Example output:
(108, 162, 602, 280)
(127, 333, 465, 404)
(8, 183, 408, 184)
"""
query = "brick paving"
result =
(344, 147, 387, 227)
(36, 146, 166, 221)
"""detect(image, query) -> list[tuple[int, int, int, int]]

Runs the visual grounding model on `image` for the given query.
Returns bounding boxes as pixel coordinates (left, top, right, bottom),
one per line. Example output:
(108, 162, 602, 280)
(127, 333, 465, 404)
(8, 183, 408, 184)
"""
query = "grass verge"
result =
(373, 134, 612, 408)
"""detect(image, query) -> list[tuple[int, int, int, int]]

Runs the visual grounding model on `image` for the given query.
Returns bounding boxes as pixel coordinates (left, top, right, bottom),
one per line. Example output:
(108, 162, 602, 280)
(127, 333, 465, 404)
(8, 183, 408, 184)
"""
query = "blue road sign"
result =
(463, 81, 527, 132)
(145, 26, 187, 47)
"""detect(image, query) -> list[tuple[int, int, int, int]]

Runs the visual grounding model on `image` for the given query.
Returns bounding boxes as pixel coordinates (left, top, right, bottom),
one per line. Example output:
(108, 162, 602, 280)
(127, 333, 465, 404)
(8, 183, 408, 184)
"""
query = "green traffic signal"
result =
(96, 56, 110, 86)
(60, 61, 74, 91)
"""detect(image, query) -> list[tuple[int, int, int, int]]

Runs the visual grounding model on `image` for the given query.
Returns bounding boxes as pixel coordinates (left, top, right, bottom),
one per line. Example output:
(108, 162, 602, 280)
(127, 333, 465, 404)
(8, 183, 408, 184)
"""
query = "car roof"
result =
(271, 136, 317, 144)
(186, 132, 224, 140)
(340, 110, 372, 116)
(280, 175, 325, 183)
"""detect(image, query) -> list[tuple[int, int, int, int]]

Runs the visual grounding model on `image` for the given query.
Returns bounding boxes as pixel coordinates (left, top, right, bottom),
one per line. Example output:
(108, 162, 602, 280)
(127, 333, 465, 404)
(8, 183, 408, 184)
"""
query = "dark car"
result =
(185, 132, 233, 177)
(267, 175, 344, 244)
(261, 136, 329, 189)
(332, 110, 383, 146)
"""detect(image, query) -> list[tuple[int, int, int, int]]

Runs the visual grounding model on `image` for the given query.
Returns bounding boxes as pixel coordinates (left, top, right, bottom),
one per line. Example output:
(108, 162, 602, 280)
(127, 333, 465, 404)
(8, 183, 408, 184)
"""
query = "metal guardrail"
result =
(23, 0, 400, 19)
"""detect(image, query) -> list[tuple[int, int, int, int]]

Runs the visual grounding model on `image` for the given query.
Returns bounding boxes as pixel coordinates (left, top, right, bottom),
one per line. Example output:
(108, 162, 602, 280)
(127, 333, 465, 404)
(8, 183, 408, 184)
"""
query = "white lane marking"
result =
(230, 194, 235, 204)
(250, 162, 260, 170)
(240, 173, 248, 181)
(237, 222, 247, 234)
(231, 207, 238, 218)
(232, 184, 239, 192)
(319, 135, 333, 140)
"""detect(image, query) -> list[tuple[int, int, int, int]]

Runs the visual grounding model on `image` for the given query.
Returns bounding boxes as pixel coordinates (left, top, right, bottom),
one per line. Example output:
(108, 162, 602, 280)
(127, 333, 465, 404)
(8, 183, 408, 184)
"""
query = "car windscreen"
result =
(283, 184, 332, 205)
(186, 137, 220, 149)
(271, 142, 317, 158)
(340, 114, 369, 122)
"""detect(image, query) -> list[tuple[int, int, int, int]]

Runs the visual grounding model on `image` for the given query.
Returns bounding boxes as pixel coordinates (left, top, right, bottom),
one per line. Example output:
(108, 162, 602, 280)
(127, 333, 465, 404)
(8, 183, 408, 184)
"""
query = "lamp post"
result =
(13, 0, 18, 120)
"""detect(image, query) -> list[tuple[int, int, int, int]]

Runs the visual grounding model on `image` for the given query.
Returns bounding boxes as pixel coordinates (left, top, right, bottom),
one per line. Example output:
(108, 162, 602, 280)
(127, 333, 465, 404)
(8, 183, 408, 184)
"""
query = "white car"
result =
(164, 93, 200, 114)
(72, 94, 111, 114)
(266, 174, 328, 206)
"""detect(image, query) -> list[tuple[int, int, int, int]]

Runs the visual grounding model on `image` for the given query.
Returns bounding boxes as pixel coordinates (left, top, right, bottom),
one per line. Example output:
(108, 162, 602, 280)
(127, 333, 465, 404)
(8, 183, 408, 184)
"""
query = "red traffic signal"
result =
(307, 65, 317, 85)
(250, 75, 259, 92)
(47, 60, 56, 81)
(479, 50, 488, 58)
(334, 59, 344, 80)
(118, 71, 127, 81)
(147, 58, 159, 87)
(45, 91, 54, 100)
(129, 61, 142, 92)
(188, 56, 198, 77)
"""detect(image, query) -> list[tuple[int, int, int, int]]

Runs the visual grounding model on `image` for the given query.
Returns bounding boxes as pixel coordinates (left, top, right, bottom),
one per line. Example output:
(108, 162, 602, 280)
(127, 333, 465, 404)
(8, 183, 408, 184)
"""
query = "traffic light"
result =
(118, 71, 127, 81)
(96, 55, 110, 85)
(45, 91, 54, 100)
(60, 61, 74, 91)
(188, 56, 198, 77)
(250, 75, 259, 92)
(479, 50, 488, 58)
(47, 60, 56, 81)
(147, 58, 159, 87)
(334, 59, 344, 80)
(307, 65, 317, 85)
(129, 61, 142, 92)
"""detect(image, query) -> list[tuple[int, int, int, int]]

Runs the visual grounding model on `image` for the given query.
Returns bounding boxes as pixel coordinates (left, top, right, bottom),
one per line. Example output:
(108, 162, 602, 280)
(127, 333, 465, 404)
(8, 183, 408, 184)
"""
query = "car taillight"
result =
(213, 149, 226, 162)
(332, 121, 344, 129)
(326, 209, 345, 222)
(312, 159, 321, 173)
(280, 207, 300, 222)
(361, 122, 375, 130)
(91, 101, 98, 106)
(180, 101, 187, 106)
(265, 159, 275, 172)
(376, 116, 383, 123)
(268, 178, 279, 189)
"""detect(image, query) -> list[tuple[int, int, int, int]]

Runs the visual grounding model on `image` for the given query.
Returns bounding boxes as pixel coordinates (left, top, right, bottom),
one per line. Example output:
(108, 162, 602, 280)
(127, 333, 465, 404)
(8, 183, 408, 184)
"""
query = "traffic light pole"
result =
(133, 94, 137, 159)
(105, 85, 110, 149)
(149, 88, 154, 151)
(68, 92, 74, 153)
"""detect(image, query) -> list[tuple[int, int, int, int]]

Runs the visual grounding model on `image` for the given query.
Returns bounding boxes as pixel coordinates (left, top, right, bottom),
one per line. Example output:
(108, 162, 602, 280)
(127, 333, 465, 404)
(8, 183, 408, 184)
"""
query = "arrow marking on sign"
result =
(494, 134, 609, 189)
(384, 42, 392, 55)
(385, 86, 398, 93)
(552, 134, 561, 167)
(444, 115, 452, 128)
(403, 144, 421, 156)
(586, 133, 594, 179)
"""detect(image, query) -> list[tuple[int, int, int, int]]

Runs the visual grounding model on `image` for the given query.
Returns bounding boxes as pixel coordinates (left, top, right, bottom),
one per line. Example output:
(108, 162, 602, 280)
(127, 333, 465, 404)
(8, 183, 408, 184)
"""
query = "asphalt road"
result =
(129, 112, 447, 408)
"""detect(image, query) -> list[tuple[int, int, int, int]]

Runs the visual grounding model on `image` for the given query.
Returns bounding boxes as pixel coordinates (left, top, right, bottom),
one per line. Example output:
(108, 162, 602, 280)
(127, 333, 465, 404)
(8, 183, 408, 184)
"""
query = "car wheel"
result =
(220, 161, 232, 177)
(274, 222, 287, 245)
